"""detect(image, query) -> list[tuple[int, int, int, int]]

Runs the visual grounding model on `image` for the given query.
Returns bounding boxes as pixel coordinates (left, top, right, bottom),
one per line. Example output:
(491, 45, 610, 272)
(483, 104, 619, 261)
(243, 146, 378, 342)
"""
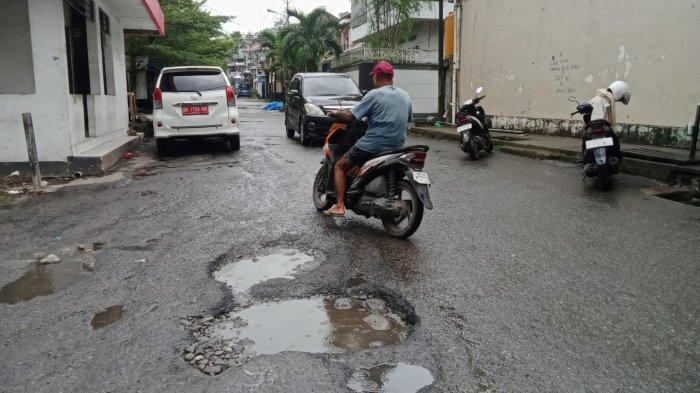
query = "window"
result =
(351, 0, 367, 27)
(0, 0, 35, 93)
(99, 9, 115, 95)
(290, 77, 300, 92)
(159, 71, 227, 93)
(302, 77, 361, 97)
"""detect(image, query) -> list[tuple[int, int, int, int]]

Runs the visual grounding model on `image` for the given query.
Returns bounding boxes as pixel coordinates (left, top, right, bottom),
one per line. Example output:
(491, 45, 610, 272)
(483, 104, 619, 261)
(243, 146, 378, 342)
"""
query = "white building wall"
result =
(350, 1, 453, 44)
(0, 0, 132, 165)
(0, 0, 72, 162)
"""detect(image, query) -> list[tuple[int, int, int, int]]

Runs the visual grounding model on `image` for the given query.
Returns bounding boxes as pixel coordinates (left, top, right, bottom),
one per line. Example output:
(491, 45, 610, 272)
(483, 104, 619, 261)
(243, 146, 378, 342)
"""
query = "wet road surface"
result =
(0, 99, 698, 392)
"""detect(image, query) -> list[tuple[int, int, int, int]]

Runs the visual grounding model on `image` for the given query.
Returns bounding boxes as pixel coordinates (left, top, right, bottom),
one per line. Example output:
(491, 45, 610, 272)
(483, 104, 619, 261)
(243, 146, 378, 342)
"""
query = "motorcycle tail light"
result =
(401, 151, 427, 169)
(457, 114, 468, 124)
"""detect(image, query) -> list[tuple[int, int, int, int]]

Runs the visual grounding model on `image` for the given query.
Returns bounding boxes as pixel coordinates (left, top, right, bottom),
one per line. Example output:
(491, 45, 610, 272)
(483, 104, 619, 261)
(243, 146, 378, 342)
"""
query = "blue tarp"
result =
(261, 102, 283, 111)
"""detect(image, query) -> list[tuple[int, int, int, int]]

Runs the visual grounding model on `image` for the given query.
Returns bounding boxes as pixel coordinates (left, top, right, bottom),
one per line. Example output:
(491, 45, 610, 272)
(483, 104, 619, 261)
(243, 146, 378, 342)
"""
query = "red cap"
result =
(369, 60, 394, 77)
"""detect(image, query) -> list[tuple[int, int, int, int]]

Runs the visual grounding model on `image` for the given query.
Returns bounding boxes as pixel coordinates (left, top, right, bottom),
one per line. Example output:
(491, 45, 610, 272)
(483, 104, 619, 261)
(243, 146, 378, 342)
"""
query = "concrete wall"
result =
(0, 0, 72, 163)
(456, 0, 700, 147)
(0, 0, 131, 171)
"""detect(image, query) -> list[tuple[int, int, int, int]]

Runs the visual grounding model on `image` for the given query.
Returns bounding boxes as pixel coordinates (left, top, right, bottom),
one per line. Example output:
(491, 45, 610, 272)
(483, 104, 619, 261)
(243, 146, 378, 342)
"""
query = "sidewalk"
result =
(409, 125, 700, 184)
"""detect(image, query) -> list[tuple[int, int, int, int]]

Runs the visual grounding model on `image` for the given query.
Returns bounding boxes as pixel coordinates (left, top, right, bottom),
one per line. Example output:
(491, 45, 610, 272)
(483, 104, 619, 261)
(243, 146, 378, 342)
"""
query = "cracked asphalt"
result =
(1, 98, 698, 392)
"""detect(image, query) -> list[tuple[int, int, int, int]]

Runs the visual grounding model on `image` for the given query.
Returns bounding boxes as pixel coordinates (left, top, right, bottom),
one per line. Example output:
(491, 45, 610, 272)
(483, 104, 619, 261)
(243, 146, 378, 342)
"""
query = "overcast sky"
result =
(202, 0, 351, 34)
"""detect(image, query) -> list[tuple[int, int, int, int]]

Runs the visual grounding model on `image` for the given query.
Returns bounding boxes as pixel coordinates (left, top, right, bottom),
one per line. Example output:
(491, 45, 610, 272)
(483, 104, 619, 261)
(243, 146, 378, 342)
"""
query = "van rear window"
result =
(160, 71, 226, 93)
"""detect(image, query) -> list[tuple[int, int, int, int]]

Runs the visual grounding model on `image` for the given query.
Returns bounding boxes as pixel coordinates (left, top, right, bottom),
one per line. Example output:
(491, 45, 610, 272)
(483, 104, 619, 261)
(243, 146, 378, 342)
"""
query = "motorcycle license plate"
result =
(413, 171, 430, 185)
(457, 123, 473, 133)
(586, 137, 614, 149)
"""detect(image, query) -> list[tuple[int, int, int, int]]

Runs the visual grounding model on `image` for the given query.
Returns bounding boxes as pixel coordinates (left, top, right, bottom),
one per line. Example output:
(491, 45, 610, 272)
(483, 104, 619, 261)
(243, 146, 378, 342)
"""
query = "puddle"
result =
(347, 363, 435, 393)
(115, 239, 159, 251)
(346, 275, 369, 287)
(213, 250, 317, 295)
(0, 262, 86, 304)
(91, 305, 125, 329)
(211, 296, 410, 355)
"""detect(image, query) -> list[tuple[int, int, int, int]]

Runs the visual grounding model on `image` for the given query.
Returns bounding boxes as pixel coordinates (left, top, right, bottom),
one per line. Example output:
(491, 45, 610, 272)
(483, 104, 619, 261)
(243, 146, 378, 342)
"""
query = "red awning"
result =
(140, 0, 165, 36)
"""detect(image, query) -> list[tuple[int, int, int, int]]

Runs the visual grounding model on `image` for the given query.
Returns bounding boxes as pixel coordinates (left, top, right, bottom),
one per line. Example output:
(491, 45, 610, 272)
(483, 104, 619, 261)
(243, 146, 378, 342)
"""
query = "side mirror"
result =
(289, 89, 299, 96)
(475, 86, 484, 95)
(361, 89, 368, 95)
(568, 96, 579, 104)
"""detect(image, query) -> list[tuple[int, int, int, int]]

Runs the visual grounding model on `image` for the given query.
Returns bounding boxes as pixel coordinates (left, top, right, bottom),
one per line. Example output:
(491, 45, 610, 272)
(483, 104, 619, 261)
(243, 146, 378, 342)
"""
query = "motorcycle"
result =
(456, 86, 494, 159)
(312, 119, 433, 239)
(569, 96, 622, 190)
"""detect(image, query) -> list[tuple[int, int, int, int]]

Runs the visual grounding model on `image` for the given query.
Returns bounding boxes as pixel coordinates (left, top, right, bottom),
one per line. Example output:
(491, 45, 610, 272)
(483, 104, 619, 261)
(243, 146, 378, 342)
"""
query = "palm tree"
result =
(283, 7, 342, 72)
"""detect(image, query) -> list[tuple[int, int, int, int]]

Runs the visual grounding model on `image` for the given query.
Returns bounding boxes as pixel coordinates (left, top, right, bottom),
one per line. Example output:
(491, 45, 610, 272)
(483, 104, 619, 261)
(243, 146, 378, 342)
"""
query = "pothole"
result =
(347, 363, 435, 392)
(91, 305, 124, 329)
(644, 187, 700, 207)
(0, 261, 86, 304)
(180, 294, 414, 375)
(213, 249, 320, 301)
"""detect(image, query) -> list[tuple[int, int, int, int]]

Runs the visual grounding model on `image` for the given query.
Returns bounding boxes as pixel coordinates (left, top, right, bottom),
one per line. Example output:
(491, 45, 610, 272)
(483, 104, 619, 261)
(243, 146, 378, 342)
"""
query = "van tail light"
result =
(153, 87, 162, 109)
(226, 86, 235, 107)
(400, 151, 427, 169)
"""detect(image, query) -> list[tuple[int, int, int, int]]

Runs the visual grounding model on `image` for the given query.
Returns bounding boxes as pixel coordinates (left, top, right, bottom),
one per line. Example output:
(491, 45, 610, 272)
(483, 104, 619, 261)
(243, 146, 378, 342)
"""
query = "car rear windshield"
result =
(159, 71, 227, 93)
(304, 77, 361, 97)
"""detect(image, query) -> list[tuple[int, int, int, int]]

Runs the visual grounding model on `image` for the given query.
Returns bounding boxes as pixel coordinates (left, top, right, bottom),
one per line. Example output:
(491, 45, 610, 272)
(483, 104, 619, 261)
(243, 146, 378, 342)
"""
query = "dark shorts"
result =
(344, 146, 375, 167)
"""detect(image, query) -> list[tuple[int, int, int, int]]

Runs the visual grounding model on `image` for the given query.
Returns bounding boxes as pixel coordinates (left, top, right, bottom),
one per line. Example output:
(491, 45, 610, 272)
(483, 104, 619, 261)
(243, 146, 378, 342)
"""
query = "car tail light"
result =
(226, 86, 235, 107)
(153, 87, 162, 109)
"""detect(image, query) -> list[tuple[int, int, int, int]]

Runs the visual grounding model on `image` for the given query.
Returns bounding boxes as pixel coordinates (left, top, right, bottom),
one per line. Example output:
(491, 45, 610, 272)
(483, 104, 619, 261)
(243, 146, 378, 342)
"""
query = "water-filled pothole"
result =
(91, 305, 124, 329)
(181, 295, 413, 375)
(347, 363, 435, 392)
(0, 261, 86, 304)
(213, 296, 409, 354)
(213, 249, 319, 297)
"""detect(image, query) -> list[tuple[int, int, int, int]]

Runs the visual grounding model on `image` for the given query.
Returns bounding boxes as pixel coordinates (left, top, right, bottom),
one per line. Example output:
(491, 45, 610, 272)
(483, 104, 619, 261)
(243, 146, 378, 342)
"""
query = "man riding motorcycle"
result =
(581, 80, 631, 165)
(323, 60, 413, 217)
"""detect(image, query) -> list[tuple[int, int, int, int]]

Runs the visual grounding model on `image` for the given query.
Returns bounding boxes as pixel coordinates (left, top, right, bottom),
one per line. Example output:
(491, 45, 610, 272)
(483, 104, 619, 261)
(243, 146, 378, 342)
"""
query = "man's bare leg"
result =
(325, 157, 352, 216)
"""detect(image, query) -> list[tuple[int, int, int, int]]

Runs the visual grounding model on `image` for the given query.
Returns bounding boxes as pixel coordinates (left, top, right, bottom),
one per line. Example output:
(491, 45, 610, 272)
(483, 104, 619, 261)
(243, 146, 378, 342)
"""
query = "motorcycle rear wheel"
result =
(596, 164, 611, 191)
(466, 135, 480, 160)
(382, 180, 424, 239)
(312, 165, 334, 211)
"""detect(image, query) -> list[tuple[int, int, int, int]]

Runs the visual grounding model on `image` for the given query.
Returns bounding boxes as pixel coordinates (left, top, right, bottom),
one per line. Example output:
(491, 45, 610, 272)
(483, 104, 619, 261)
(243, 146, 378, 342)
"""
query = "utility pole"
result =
(437, 0, 445, 119)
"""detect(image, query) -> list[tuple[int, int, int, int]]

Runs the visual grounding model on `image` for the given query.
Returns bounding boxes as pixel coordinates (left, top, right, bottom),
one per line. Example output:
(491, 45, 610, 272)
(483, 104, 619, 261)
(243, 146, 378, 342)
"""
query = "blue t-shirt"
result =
(350, 85, 412, 153)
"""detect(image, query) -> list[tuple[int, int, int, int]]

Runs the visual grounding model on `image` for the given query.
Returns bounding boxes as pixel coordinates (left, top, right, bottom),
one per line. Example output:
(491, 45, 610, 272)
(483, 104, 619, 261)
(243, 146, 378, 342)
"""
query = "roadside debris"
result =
(39, 254, 61, 264)
(82, 258, 96, 272)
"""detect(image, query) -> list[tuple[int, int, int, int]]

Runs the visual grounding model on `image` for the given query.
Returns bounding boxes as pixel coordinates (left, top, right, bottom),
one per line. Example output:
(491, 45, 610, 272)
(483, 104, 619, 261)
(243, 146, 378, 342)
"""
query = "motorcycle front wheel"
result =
(312, 165, 334, 211)
(382, 180, 424, 239)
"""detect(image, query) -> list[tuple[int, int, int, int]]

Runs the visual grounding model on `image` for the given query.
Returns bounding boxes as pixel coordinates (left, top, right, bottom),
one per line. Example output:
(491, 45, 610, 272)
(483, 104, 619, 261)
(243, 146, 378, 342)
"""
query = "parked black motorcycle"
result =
(456, 87, 494, 159)
(312, 120, 433, 239)
(569, 96, 622, 190)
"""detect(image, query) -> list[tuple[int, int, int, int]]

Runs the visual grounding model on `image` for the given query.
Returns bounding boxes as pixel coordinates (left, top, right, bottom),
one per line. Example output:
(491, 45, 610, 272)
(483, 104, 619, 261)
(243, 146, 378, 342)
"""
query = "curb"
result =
(409, 126, 699, 185)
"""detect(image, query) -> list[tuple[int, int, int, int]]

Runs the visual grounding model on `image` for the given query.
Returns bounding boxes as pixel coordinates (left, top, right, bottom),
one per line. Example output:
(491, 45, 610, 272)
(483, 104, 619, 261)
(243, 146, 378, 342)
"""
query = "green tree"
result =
(126, 0, 236, 79)
(360, 0, 427, 48)
(282, 7, 343, 72)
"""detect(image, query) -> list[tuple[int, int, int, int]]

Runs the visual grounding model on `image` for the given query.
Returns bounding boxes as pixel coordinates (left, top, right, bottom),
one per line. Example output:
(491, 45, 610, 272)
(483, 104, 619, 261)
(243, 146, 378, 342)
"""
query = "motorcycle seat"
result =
(370, 145, 430, 159)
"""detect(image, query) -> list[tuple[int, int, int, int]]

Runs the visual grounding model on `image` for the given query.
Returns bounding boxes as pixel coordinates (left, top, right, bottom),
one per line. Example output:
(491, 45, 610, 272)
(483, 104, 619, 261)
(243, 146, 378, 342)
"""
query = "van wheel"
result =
(156, 139, 168, 156)
(286, 127, 295, 138)
(229, 135, 240, 151)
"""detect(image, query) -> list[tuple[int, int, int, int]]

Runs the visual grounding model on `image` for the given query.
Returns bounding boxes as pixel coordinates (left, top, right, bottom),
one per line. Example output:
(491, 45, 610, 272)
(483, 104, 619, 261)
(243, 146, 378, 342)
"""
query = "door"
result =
(286, 76, 301, 130)
(158, 70, 230, 129)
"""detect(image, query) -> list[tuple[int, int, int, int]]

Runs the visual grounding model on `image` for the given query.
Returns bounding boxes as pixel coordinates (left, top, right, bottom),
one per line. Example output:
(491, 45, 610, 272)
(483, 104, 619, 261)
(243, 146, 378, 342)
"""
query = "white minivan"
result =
(152, 66, 240, 154)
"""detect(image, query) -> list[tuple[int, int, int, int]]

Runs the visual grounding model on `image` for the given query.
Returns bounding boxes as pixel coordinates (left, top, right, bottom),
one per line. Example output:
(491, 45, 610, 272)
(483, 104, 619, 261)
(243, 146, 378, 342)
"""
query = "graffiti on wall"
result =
(550, 53, 581, 94)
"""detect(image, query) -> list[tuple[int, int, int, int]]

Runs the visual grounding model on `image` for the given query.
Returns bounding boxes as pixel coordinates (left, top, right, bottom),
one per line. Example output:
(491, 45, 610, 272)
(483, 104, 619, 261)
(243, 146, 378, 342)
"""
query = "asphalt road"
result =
(1, 99, 698, 392)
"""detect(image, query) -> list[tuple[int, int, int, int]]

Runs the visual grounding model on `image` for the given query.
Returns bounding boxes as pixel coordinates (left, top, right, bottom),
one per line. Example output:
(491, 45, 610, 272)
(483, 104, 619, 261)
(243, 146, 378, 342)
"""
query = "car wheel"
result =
(229, 135, 240, 151)
(286, 127, 295, 138)
(299, 118, 310, 146)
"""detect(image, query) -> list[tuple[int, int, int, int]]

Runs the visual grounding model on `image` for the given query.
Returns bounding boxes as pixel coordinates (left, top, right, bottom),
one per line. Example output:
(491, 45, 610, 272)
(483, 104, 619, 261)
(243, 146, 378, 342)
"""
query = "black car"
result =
(236, 83, 252, 98)
(285, 73, 362, 146)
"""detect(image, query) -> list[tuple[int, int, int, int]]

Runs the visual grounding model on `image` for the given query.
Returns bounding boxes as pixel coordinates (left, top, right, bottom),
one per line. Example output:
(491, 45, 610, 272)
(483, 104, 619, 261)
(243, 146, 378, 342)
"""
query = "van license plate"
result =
(182, 105, 209, 116)
(585, 137, 614, 149)
(413, 171, 430, 185)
